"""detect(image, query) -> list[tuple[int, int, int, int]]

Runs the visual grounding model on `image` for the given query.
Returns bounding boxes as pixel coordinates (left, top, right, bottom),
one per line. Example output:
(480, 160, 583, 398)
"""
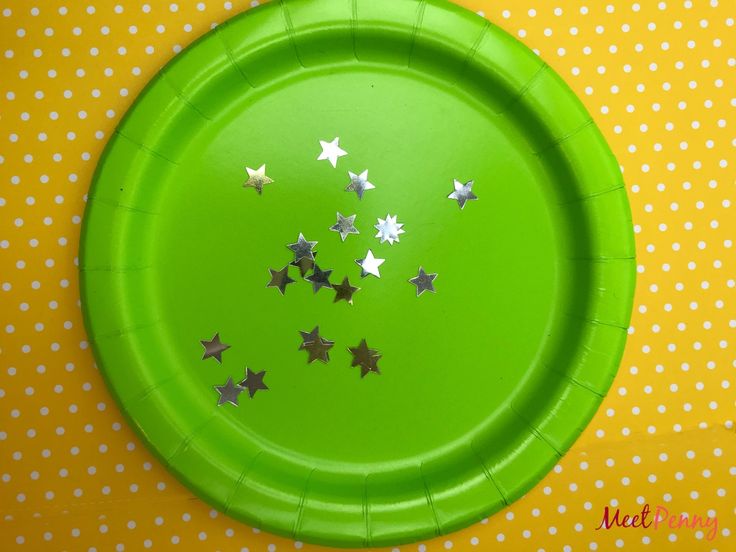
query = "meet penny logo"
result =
(596, 503, 718, 541)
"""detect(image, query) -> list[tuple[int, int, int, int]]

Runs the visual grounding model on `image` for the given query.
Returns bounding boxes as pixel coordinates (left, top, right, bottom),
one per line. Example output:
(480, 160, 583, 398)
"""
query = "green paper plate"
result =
(80, 0, 635, 547)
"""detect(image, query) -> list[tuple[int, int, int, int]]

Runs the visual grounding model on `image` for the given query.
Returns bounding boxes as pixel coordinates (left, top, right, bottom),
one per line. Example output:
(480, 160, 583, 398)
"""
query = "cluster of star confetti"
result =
(225, 136, 477, 392)
(297, 326, 382, 378)
(201, 333, 269, 407)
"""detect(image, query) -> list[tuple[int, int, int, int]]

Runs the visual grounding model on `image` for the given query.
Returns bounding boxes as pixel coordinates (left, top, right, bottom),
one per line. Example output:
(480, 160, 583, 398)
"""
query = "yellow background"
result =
(1, 0, 734, 550)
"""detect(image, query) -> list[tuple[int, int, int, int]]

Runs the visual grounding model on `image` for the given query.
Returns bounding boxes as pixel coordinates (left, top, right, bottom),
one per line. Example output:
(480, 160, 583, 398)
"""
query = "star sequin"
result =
(287, 233, 317, 263)
(291, 252, 316, 278)
(333, 277, 360, 305)
(317, 137, 348, 168)
(305, 265, 333, 293)
(348, 339, 382, 377)
(409, 267, 437, 296)
(200, 333, 230, 363)
(355, 249, 385, 278)
(214, 376, 243, 406)
(303, 337, 334, 364)
(243, 164, 274, 194)
(266, 265, 295, 295)
(345, 170, 375, 199)
(298, 326, 335, 364)
(329, 212, 359, 241)
(374, 214, 405, 245)
(447, 179, 478, 209)
(238, 367, 269, 398)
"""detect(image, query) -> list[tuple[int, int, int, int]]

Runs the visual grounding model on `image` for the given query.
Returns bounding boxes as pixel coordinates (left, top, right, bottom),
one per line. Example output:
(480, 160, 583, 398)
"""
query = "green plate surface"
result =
(80, 0, 636, 547)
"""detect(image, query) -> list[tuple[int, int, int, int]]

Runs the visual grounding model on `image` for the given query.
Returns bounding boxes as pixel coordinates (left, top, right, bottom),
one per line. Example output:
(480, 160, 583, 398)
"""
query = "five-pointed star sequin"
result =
(239, 367, 269, 398)
(333, 277, 360, 305)
(329, 212, 359, 241)
(299, 326, 331, 350)
(303, 337, 334, 364)
(374, 214, 405, 245)
(287, 233, 317, 263)
(447, 179, 478, 209)
(345, 170, 375, 199)
(348, 339, 382, 377)
(317, 137, 348, 168)
(305, 265, 333, 293)
(409, 267, 437, 296)
(291, 252, 316, 278)
(214, 376, 243, 406)
(200, 333, 231, 363)
(267, 265, 295, 295)
(243, 164, 274, 194)
(355, 249, 385, 278)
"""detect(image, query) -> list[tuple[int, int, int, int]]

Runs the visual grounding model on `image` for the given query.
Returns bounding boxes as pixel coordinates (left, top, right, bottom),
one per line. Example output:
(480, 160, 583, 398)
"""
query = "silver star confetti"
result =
(409, 267, 437, 296)
(317, 137, 348, 168)
(214, 376, 243, 406)
(305, 265, 333, 293)
(333, 277, 360, 305)
(355, 249, 385, 278)
(329, 212, 359, 241)
(238, 367, 269, 398)
(374, 214, 405, 245)
(200, 333, 230, 363)
(304, 337, 334, 364)
(298, 327, 335, 364)
(348, 339, 382, 378)
(345, 170, 375, 199)
(267, 265, 295, 295)
(287, 233, 317, 263)
(243, 164, 274, 194)
(291, 252, 316, 278)
(447, 179, 478, 209)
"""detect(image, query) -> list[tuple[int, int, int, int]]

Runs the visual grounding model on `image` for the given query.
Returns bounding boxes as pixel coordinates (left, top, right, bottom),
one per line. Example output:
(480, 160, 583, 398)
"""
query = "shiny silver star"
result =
(304, 337, 334, 364)
(317, 137, 348, 168)
(214, 377, 243, 406)
(355, 249, 385, 278)
(305, 265, 333, 293)
(348, 339, 382, 377)
(243, 164, 274, 194)
(374, 214, 405, 245)
(298, 327, 335, 363)
(409, 267, 437, 296)
(238, 367, 269, 398)
(345, 170, 375, 199)
(333, 277, 360, 305)
(329, 212, 359, 241)
(266, 265, 295, 295)
(291, 252, 316, 278)
(287, 233, 317, 263)
(447, 179, 477, 209)
(200, 333, 230, 363)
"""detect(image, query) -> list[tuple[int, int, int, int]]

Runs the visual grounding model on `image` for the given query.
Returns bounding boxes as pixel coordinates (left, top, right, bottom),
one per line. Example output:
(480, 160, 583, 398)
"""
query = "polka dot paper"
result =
(1, 0, 734, 550)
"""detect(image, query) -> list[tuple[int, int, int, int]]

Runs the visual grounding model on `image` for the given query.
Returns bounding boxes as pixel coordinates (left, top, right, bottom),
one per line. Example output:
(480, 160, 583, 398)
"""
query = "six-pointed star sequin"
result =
(267, 265, 295, 295)
(345, 170, 375, 199)
(214, 376, 243, 406)
(239, 367, 269, 398)
(447, 179, 478, 209)
(287, 233, 317, 263)
(333, 277, 360, 305)
(355, 249, 385, 278)
(305, 265, 333, 293)
(374, 214, 405, 245)
(329, 212, 359, 241)
(243, 164, 274, 194)
(317, 137, 348, 168)
(200, 333, 230, 363)
(348, 339, 382, 377)
(409, 267, 437, 296)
